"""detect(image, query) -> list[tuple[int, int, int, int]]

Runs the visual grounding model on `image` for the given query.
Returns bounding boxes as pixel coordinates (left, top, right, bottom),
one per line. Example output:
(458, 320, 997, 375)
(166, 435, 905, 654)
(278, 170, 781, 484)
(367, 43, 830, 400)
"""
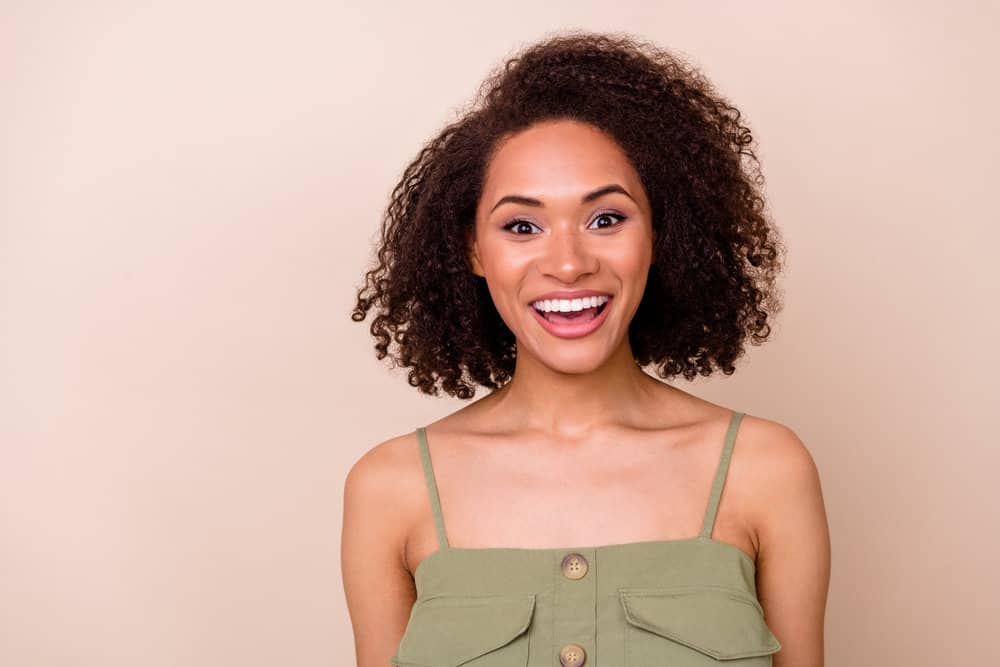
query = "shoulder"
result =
(344, 429, 423, 499)
(343, 396, 489, 501)
(735, 413, 822, 495)
(342, 430, 426, 537)
(735, 414, 831, 660)
(341, 431, 431, 661)
(733, 413, 827, 550)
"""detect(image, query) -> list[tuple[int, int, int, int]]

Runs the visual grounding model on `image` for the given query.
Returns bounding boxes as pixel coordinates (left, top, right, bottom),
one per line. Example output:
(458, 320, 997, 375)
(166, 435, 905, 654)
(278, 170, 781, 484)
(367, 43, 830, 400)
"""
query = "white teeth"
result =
(531, 295, 610, 313)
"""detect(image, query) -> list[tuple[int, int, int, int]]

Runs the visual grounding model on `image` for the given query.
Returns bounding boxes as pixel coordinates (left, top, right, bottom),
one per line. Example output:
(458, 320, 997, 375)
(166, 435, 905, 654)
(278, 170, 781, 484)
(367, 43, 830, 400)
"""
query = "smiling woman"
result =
(350, 34, 785, 396)
(467, 119, 656, 363)
(344, 30, 829, 667)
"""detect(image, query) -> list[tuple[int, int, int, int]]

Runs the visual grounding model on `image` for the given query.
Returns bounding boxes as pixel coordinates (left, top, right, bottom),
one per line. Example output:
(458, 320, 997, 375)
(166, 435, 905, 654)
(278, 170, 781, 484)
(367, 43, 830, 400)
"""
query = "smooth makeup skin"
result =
(468, 118, 656, 378)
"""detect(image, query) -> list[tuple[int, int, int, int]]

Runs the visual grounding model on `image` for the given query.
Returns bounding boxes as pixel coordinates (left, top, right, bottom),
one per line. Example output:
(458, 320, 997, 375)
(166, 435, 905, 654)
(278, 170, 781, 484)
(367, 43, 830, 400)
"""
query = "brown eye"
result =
(589, 212, 627, 229)
(501, 219, 540, 235)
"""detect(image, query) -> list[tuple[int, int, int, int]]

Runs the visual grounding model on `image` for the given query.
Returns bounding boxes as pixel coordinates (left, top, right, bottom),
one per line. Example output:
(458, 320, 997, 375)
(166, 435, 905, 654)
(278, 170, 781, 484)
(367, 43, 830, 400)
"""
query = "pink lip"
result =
(529, 295, 613, 339)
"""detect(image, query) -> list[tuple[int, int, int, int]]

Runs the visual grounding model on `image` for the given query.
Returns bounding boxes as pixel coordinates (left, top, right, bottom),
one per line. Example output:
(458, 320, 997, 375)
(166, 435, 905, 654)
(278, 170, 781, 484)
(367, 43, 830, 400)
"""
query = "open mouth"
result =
(531, 296, 611, 324)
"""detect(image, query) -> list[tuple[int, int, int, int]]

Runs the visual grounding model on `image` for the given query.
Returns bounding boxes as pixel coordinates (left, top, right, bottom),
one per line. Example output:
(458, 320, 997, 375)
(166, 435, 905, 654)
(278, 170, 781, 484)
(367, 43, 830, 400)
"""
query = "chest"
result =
(390, 538, 781, 667)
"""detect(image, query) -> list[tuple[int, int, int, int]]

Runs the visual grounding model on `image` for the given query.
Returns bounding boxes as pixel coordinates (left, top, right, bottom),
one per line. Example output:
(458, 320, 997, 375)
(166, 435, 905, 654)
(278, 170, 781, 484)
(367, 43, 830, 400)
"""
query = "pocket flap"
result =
(391, 593, 536, 667)
(619, 586, 781, 660)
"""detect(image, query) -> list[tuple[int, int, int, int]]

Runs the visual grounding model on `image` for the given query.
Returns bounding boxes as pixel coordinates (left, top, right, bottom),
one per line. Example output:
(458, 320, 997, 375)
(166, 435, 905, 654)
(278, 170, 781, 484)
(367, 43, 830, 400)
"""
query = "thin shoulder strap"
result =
(699, 411, 745, 539)
(415, 427, 450, 550)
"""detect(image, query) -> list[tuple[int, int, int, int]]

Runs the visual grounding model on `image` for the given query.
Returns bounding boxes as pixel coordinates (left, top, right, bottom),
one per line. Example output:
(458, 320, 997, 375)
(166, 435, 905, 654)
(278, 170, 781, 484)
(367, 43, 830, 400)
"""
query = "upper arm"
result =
(341, 436, 419, 667)
(749, 421, 831, 667)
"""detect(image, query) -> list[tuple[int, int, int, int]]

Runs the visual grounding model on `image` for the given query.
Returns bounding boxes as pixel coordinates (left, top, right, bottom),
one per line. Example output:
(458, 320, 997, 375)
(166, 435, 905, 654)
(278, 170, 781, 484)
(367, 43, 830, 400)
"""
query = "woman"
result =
(343, 31, 830, 667)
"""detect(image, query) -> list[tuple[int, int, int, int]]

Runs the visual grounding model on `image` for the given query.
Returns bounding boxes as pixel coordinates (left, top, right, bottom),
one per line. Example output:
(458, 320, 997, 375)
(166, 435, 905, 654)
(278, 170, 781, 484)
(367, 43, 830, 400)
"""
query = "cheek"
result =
(477, 255, 534, 328)
(479, 257, 522, 304)
(481, 244, 531, 284)
(606, 240, 653, 278)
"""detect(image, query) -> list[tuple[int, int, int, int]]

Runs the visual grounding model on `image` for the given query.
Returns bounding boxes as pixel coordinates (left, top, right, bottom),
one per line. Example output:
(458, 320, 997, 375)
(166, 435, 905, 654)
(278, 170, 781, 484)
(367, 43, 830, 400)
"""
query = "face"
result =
(468, 118, 655, 373)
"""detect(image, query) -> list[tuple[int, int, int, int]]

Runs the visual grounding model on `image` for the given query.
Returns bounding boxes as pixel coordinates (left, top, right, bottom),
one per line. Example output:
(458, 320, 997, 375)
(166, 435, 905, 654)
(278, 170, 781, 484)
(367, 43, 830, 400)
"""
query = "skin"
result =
(342, 119, 830, 666)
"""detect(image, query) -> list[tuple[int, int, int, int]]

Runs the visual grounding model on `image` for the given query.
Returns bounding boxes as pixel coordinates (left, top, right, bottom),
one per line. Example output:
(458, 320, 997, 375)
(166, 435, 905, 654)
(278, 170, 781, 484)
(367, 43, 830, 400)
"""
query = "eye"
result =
(501, 219, 541, 235)
(500, 211, 627, 235)
(588, 211, 627, 229)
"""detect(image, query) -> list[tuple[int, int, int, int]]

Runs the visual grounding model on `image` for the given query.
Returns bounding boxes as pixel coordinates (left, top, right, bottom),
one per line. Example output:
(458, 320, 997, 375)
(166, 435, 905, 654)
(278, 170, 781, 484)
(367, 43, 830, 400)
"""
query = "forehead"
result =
(480, 119, 643, 205)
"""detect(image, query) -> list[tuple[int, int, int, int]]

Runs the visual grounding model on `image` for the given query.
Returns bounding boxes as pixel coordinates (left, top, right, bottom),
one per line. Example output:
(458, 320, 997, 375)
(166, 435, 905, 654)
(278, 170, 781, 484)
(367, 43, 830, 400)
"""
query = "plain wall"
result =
(2, 1, 997, 665)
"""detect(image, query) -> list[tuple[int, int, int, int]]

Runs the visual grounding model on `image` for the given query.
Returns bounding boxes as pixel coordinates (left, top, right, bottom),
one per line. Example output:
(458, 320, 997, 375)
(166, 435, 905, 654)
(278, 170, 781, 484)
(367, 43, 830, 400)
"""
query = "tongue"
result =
(545, 307, 597, 324)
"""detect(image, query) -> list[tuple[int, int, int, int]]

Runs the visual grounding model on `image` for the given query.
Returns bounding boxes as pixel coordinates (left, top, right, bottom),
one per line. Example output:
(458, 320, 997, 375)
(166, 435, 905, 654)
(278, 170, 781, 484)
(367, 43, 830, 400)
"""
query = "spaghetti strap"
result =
(415, 427, 450, 550)
(699, 411, 745, 539)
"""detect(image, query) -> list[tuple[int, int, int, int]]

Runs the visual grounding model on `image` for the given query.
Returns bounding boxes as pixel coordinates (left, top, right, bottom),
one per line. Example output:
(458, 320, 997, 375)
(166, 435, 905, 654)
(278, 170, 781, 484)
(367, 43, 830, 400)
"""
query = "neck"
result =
(482, 339, 668, 439)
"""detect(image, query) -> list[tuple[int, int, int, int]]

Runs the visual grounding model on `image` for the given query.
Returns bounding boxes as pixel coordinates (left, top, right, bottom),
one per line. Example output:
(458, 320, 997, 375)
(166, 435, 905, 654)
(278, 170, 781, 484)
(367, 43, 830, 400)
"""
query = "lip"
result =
(528, 295, 613, 339)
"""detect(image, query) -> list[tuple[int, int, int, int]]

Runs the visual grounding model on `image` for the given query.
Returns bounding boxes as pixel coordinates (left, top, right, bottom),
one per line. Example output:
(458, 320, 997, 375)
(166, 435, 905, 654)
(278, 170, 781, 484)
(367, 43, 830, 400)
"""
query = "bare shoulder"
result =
(734, 413, 830, 665)
(341, 430, 427, 666)
(735, 413, 821, 488)
(733, 413, 825, 531)
(343, 429, 425, 536)
(345, 429, 420, 485)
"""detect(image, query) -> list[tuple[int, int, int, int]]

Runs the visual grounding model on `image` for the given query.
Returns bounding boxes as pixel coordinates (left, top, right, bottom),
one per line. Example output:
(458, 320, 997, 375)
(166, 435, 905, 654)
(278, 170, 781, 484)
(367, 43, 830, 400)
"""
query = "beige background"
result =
(2, 1, 997, 665)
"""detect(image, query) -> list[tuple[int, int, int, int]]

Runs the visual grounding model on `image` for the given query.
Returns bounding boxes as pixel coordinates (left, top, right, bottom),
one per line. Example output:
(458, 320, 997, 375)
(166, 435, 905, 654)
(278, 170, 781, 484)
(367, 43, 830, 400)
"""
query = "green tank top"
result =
(390, 411, 782, 667)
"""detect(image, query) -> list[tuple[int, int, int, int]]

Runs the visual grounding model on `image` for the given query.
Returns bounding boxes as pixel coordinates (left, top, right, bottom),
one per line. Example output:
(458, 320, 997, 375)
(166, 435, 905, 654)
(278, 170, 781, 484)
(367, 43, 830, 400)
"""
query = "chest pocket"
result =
(620, 585, 782, 665)
(390, 592, 536, 667)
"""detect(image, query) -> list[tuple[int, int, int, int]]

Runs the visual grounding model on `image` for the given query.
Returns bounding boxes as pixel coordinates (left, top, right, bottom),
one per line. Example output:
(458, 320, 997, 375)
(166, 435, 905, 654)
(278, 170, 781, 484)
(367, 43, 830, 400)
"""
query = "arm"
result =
(341, 436, 419, 666)
(751, 422, 831, 667)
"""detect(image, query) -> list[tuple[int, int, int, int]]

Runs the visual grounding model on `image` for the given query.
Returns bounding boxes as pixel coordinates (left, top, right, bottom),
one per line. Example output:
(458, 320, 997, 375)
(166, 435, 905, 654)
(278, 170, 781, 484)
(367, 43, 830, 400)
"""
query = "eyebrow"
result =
(489, 183, 636, 214)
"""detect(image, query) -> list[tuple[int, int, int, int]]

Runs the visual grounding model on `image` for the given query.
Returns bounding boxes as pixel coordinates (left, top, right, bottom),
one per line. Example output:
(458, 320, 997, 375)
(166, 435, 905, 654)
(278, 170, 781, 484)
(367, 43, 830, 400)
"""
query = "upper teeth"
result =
(531, 295, 610, 312)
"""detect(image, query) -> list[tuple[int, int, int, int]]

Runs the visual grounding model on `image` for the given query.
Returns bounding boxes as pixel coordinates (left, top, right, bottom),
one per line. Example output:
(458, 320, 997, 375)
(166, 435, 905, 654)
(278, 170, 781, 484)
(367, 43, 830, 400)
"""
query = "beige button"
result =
(559, 643, 586, 667)
(560, 552, 589, 580)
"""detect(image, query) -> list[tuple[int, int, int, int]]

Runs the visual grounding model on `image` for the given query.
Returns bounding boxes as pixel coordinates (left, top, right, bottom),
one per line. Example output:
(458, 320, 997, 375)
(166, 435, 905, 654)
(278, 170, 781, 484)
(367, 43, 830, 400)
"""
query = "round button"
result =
(560, 552, 589, 580)
(559, 643, 586, 667)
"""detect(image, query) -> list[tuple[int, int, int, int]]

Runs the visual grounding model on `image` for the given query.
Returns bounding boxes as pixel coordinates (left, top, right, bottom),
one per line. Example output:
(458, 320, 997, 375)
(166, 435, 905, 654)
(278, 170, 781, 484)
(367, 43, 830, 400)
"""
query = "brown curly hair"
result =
(351, 30, 785, 399)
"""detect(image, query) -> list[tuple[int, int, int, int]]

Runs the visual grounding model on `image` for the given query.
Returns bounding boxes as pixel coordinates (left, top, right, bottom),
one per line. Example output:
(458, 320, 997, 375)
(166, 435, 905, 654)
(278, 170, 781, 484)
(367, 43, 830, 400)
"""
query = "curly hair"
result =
(351, 30, 785, 399)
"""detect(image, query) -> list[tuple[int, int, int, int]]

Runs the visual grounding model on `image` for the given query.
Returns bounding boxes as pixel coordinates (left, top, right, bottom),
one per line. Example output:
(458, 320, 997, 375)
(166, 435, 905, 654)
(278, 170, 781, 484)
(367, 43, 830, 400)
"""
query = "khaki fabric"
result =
(390, 411, 782, 666)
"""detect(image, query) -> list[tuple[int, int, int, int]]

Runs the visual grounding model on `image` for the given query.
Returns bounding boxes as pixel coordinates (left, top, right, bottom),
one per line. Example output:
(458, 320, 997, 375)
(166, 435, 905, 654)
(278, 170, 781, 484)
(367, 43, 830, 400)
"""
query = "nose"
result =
(536, 227, 599, 283)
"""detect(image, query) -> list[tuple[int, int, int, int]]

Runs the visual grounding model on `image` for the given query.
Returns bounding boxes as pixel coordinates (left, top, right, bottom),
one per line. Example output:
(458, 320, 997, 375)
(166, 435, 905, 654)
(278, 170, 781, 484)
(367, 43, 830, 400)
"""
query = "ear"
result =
(466, 226, 485, 277)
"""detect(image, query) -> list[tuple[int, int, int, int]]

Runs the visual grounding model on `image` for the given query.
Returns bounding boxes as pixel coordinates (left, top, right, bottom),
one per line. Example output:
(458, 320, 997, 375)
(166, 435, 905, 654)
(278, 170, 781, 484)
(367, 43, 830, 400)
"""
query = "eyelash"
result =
(501, 211, 627, 235)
